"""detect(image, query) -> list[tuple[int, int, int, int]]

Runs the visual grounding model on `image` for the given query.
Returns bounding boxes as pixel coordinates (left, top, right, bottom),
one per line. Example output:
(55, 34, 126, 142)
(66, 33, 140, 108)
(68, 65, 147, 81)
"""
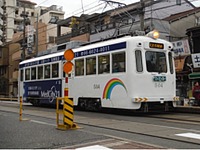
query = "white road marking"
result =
(141, 122, 200, 133)
(76, 145, 112, 150)
(30, 120, 55, 126)
(175, 133, 200, 140)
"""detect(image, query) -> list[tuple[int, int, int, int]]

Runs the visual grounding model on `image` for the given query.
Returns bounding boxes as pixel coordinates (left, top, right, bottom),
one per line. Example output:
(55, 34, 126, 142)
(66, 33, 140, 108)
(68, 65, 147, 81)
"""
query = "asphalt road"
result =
(1, 102, 200, 149)
(0, 111, 110, 149)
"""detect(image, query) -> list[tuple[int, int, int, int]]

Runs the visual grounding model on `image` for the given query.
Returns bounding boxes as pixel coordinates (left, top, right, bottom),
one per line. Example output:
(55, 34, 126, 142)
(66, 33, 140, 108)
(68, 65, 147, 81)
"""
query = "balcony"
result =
(48, 5, 63, 12)
(0, 18, 3, 26)
(0, 7, 3, 14)
(56, 33, 71, 45)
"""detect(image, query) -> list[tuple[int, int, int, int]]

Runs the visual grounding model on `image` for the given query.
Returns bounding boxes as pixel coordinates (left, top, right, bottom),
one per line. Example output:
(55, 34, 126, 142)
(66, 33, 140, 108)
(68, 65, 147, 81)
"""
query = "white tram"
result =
(19, 31, 178, 111)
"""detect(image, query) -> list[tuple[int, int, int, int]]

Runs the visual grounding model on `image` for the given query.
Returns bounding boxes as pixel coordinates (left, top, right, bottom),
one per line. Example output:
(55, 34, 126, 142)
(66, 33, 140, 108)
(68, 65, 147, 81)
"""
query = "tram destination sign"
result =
(149, 42, 164, 49)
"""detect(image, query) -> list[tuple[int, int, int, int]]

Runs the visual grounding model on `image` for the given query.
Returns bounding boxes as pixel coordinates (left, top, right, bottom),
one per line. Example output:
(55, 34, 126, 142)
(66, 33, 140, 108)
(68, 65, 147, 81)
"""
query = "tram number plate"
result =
(153, 76, 166, 82)
(155, 83, 163, 88)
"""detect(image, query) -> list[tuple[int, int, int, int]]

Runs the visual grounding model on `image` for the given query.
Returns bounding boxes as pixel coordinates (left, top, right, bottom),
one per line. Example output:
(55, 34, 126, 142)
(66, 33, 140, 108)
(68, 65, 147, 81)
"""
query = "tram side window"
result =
(20, 69, 23, 81)
(44, 64, 51, 79)
(75, 59, 84, 76)
(25, 68, 30, 81)
(86, 57, 96, 75)
(168, 52, 174, 74)
(37, 66, 43, 79)
(98, 54, 110, 74)
(31, 67, 36, 80)
(135, 50, 143, 72)
(112, 52, 125, 73)
(52, 63, 59, 78)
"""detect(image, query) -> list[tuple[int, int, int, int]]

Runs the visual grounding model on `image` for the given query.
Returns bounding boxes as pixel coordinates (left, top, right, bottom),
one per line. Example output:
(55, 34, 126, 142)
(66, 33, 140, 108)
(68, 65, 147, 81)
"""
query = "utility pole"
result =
(140, 0, 145, 31)
(20, 6, 28, 60)
(35, 13, 39, 57)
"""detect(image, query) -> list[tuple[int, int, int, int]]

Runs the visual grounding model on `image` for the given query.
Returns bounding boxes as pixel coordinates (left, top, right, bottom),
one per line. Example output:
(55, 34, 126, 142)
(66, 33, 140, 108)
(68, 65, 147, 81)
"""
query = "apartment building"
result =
(57, 0, 195, 44)
(0, 0, 198, 97)
(0, 0, 67, 96)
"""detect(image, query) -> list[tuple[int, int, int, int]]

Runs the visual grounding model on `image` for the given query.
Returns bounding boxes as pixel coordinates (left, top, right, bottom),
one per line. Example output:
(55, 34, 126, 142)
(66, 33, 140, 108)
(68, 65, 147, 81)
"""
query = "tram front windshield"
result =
(145, 51, 167, 73)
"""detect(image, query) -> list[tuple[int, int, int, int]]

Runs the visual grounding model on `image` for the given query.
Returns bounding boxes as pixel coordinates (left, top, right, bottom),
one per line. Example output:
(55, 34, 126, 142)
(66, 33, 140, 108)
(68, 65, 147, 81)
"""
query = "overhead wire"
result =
(6, 0, 200, 48)
(35, 0, 200, 47)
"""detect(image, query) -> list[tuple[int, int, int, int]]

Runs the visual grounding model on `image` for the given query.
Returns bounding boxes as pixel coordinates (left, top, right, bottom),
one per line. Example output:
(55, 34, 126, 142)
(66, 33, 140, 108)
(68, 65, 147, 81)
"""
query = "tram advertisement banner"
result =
(23, 79, 62, 104)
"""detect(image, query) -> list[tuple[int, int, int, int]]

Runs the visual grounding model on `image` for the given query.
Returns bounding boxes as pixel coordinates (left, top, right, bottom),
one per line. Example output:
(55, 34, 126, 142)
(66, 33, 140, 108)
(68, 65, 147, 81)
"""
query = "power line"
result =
(6, 0, 200, 48)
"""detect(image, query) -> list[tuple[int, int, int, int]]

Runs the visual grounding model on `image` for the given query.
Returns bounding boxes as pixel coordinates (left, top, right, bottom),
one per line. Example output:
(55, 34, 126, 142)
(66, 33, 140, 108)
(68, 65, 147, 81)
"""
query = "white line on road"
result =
(175, 133, 200, 140)
(76, 145, 112, 150)
(30, 120, 56, 126)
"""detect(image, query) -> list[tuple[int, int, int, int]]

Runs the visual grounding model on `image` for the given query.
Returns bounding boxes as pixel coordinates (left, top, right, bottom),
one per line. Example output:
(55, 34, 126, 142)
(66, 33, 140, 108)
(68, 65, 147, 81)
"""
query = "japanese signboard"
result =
(172, 39, 190, 57)
(192, 53, 200, 68)
(27, 25, 34, 54)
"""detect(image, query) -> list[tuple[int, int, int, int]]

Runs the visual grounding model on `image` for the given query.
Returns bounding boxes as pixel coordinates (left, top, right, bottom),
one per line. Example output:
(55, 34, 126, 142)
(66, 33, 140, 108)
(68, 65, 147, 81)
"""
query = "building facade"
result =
(0, 0, 199, 97)
(0, 0, 67, 96)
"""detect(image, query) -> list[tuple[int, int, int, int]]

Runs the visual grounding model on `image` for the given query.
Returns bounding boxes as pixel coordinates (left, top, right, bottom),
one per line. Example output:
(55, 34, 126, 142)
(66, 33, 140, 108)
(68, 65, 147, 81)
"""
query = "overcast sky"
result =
(31, 0, 200, 18)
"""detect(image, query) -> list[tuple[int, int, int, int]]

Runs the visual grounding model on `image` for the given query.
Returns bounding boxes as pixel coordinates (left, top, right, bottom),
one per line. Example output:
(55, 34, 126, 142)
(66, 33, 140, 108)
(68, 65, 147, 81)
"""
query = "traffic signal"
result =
(63, 49, 74, 74)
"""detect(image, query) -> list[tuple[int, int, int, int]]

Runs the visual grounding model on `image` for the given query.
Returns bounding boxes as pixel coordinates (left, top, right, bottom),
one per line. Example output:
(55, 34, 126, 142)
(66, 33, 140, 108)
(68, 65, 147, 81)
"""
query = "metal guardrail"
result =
(0, 97, 18, 101)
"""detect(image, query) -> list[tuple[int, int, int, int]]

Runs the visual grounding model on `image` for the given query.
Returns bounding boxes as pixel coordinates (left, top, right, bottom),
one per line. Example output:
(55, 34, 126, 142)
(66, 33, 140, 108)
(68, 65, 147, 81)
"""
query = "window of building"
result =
(135, 50, 143, 72)
(52, 63, 59, 78)
(37, 66, 43, 79)
(49, 16, 59, 24)
(75, 59, 84, 76)
(31, 12, 34, 17)
(31, 67, 36, 80)
(25, 68, 30, 80)
(49, 36, 55, 43)
(86, 57, 96, 75)
(15, 10, 19, 15)
(0, 49, 2, 58)
(44, 65, 51, 79)
(98, 54, 110, 74)
(176, 0, 181, 5)
(112, 52, 125, 73)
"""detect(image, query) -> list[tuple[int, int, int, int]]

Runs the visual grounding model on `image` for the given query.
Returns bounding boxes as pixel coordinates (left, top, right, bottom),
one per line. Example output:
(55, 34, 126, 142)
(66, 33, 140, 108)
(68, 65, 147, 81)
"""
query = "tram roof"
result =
(19, 35, 171, 65)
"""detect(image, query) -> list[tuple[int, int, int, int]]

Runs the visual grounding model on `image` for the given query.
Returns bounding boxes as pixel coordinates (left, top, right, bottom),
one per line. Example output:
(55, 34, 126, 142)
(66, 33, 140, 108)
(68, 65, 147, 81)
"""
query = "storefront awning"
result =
(188, 72, 200, 79)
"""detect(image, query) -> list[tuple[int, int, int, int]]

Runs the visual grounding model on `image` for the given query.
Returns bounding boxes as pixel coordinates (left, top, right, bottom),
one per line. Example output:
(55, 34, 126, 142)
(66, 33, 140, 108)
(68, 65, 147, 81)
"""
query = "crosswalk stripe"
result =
(175, 132, 200, 140)
(76, 145, 112, 150)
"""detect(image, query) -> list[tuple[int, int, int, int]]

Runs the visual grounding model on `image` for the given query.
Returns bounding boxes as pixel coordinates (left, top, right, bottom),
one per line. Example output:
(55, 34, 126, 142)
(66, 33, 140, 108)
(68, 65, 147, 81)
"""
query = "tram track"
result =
(1, 102, 200, 146)
(1, 101, 200, 125)
(77, 121, 200, 147)
(1, 108, 200, 147)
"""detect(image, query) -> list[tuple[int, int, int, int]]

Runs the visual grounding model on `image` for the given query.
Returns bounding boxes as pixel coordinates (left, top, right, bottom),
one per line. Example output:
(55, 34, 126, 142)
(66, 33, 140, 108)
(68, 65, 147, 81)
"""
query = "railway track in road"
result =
(1, 102, 200, 149)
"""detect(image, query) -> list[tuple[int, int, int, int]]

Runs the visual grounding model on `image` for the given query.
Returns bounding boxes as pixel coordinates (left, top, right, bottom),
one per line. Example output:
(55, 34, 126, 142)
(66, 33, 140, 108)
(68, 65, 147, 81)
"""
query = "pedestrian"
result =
(192, 81, 200, 106)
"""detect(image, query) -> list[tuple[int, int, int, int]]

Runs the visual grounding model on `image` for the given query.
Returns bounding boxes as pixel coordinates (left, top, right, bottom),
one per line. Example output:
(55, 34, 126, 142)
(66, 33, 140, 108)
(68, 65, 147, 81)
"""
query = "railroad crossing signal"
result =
(63, 49, 74, 74)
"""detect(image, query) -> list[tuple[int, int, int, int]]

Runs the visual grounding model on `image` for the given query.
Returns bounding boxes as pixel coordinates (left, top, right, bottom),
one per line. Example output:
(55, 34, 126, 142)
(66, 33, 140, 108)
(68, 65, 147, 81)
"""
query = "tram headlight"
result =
(146, 30, 160, 39)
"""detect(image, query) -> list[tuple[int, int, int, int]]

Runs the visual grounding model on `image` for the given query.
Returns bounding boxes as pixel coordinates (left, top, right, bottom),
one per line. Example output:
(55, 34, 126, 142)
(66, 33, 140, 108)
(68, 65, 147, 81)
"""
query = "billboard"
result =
(23, 79, 62, 104)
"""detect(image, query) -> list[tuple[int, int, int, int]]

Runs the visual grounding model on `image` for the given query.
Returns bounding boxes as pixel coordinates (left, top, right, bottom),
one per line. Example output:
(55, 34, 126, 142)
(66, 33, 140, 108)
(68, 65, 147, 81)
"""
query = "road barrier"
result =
(56, 97, 79, 130)
(18, 96, 29, 121)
